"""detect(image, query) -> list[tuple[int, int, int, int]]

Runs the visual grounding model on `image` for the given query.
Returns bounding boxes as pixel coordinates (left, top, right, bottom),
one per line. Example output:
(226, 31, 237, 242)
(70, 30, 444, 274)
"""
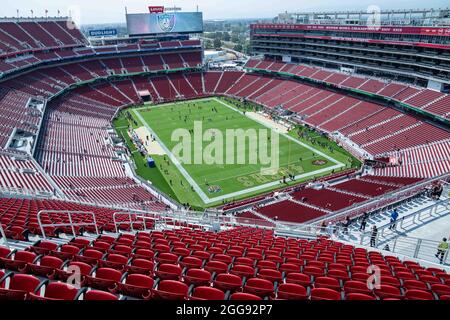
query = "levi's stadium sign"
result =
(149, 6, 164, 13)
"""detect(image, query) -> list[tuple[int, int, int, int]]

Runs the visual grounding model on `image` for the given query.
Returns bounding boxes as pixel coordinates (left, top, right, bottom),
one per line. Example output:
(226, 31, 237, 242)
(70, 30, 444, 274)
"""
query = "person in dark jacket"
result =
(343, 216, 351, 235)
(370, 225, 378, 247)
(360, 213, 368, 231)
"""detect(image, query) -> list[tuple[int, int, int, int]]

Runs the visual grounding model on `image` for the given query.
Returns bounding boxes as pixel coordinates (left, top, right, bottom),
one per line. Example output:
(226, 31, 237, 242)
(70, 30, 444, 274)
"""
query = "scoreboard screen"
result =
(126, 12, 203, 35)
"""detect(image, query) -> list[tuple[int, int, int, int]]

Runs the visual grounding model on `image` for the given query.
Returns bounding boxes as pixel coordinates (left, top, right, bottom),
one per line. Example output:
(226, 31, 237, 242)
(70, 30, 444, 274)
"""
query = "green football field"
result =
(118, 97, 356, 208)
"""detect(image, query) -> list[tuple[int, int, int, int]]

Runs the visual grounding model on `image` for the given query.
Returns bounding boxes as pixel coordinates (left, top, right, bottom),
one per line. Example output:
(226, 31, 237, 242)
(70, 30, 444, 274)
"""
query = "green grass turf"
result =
(113, 115, 180, 202)
(118, 97, 358, 208)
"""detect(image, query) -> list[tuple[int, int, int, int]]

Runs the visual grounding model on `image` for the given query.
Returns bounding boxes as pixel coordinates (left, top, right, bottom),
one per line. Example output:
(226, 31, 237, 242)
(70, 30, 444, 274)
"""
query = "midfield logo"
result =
(171, 121, 280, 175)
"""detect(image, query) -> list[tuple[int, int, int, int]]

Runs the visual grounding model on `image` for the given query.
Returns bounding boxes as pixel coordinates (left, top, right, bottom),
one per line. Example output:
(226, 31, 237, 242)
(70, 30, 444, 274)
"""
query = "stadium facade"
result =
(251, 8, 450, 91)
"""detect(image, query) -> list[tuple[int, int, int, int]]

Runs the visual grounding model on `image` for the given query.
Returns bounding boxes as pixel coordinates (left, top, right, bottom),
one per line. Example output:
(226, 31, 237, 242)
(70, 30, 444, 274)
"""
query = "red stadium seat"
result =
(419, 275, 441, 285)
(98, 253, 129, 270)
(303, 266, 325, 277)
(97, 235, 116, 243)
(155, 263, 182, 280)
(29, 241, 59, 255)
(204, 260, 229, 274)
(380, 276, 401, 288)
(257, 268, 283, 283)
(344, 280, 373, 296)
(27, 282, 79, 300)
(315, 276, 341, 291)
(50, 244, 80, 260)
(395, 271, 416, 281)
(179, 256, 203, 270)
(310, 288, 341, 300)
(431, 284, 450, 297)
(374, 285, 403, 300)
(155, 252, 178, 264)
(351, 272, 370, 282)
(82, 267, 122, 291)
(230, 292, 262, 300)
(192, 251, 211, 260)
(110, 245, 132, 256)
(234, 257, 255, 267)
(70, 238, 91, 249)
(190, 286, 225, 300)
(256, 260, 278, 270)
(275, 283, 308, 300)
(0, 246, 11, 258)
(212, 254, 233, 265)
(0, 271, 4, 288)
(405, 289, 434, 300)
(54, 261, 93, 281)
(183, 268, 212, 287)
(0, 250, 37, 271)
(0, 274, 41, 300)
(151, 280, 189, 300)
(327, 269, 350, 281)
(403, 279, 429, 291)
(214, 273, 243, 292)
(74, 249, 104, 265)
(84, 290, 118, 300)
(285, 273, 312, 288)
(115, 274, 154, 299)
(346, 293, 376, 300)
(435, 272, 450, 283)
(126, 259, 154, 275)
(133, 249, 154, 260)
(92, 241, 111, 253)
(243, 278, 274, 298)
(26, 255, 64, 277)
(306, 260, 325, 269)
(280, 263, 301, 275)
(230, 264, 255, 279)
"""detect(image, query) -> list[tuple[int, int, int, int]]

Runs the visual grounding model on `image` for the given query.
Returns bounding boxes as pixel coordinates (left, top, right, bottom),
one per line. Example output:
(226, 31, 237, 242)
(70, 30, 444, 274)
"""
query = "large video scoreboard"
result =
(126, 12, 203, 36)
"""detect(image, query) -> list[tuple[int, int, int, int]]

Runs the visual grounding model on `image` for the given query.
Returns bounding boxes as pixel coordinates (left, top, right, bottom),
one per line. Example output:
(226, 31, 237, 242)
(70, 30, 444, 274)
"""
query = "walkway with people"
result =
(332, 192, 450, 265)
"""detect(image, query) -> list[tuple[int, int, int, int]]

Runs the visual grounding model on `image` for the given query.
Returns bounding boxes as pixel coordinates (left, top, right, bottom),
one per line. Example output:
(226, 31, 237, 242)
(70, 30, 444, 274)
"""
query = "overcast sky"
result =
(2, 0, 450, 25)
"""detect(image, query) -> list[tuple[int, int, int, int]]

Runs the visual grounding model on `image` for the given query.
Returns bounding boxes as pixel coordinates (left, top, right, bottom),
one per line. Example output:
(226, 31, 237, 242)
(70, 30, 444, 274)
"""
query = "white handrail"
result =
(312, 172, 450, 224)
(0, 223, 9, 249)
(37, 210, 99, 239)
(359, 197, 450, 243)
(112, 211, 160, 234)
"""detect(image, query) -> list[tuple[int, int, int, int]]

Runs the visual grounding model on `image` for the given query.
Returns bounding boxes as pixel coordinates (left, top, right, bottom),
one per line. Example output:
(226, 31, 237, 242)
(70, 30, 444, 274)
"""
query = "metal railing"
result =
(0, 186, 54, 199)
(397, 198, 450, 230)
(359, 197, 450, 244)
(366, 235, 449, 265)
(112, 211, 162, 233)
(355, 198, 450, 265)
(37, 210, 99, 239)
(312, 172, 450, 224)
(112, 210, 279, 234)
(0, 223, 9, 249)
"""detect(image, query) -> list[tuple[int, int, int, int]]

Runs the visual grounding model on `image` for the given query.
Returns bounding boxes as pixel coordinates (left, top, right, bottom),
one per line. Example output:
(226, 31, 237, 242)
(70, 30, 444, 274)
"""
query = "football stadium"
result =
(0, 1, 449, 307)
